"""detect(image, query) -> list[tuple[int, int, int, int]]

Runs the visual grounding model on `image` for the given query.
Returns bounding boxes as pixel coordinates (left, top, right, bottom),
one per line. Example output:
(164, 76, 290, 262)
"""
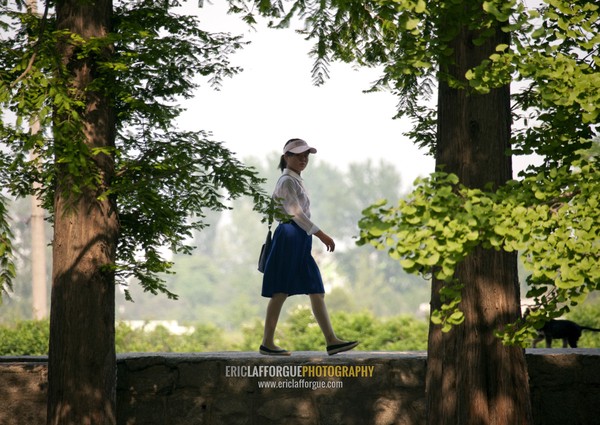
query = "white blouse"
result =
(273, 169, 320, 235)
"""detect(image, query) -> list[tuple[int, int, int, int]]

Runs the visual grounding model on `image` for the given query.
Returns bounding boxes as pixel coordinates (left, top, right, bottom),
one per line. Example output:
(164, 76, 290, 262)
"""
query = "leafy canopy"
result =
(226, 0, 599, 344)
(0, 0, 270, 299)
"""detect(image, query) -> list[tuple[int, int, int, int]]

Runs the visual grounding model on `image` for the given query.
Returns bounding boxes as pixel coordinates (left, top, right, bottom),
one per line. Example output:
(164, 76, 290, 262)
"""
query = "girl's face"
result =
(285, 151, 310, 174)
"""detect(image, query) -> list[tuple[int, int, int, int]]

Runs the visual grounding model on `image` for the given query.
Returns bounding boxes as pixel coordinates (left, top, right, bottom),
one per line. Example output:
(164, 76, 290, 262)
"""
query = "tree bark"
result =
(426, 21, 533, 425)
(47, 1, 118, 424)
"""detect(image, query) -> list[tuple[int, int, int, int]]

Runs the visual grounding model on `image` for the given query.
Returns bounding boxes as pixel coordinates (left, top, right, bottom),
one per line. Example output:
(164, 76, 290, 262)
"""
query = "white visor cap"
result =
(283, 139, 317, 154)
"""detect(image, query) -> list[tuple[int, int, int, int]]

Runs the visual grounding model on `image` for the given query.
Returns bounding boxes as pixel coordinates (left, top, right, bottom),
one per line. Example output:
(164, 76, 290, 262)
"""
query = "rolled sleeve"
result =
(275, 174, 319, 235)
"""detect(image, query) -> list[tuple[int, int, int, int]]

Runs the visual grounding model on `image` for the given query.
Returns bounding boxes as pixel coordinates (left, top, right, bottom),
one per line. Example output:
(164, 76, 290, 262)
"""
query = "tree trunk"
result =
(31, 122, 48, 321)
(31, 187, 47, 320)
(47, 1, 118, 424)
(425, 21, 534, 425)
(28, 0, 47, 323)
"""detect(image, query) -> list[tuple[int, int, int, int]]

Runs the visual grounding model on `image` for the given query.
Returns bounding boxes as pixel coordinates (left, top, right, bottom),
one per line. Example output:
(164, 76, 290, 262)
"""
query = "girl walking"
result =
(259, 138, 359, 356)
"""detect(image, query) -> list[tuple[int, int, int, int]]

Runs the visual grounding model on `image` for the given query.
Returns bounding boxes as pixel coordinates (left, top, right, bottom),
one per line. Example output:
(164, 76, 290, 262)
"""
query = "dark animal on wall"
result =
(533, 319, 600, 348)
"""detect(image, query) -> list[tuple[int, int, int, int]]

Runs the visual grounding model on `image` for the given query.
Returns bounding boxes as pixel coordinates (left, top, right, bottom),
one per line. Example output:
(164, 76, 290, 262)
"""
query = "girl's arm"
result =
(314, 230, 335, 252)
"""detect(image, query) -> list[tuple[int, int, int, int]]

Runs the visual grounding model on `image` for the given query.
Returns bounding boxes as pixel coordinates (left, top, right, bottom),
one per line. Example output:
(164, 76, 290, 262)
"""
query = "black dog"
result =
(532, 319, 600, 348)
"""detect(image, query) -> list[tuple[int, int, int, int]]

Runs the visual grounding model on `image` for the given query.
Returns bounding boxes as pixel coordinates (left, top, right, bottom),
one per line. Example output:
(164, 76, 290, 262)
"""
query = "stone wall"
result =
(1, 349, 599, 425)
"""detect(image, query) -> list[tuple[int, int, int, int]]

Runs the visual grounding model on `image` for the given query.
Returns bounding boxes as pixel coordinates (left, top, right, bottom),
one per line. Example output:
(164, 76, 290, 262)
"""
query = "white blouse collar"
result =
(283, 168, 303, 181)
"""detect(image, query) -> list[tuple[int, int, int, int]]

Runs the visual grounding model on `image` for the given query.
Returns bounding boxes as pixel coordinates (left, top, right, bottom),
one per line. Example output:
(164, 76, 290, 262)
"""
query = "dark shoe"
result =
(259, 345, 291, 356)
(327, 341, 359, 356)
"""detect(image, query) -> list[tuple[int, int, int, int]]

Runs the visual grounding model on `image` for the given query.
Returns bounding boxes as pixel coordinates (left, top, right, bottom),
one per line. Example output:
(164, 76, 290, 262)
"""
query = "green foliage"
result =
(566, 297, 600, 348)
(115, 322, 228, 352)
(0, 195, 15, 297)
(329, 310, 429, 352)
(239, 307, 429, 352)
(227, 0, 599, 157)
(0, 155, 428, 329)
(0, 196, 52, 322)
(2, 0, 596, 354)
(113, 156, 430, 329)
(0, 312, 429, 355)
(227, 0, 600, 344)
(0, 320, 50, 355)
(238, 318, 267, 352)
(279, 306, 325, 351)
(225, 0, 523, 150)
(0, 320, 232, 355)
(0, 0, 271, 302)
(474, 1, 599, 166)
(359, 156, 600, 342)
(6, 305, 600, 355)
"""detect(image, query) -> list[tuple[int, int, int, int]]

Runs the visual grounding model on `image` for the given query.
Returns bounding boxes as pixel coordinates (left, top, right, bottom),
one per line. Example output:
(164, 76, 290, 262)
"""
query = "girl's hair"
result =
(278, 138, 303, 171)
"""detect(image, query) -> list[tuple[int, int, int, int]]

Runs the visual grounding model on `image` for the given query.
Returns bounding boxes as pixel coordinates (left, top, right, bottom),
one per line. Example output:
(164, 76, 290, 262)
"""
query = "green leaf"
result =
(415, 0, 426, 14)
(449, 311, 464, 324)
(424, 251, 440, 266)
(400, 258, 416, 270)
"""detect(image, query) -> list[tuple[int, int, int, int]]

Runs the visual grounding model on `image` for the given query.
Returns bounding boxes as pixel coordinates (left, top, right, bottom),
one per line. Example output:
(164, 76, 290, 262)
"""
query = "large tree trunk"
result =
(425, 20, 533, 425)
(47, 1, 118, 424)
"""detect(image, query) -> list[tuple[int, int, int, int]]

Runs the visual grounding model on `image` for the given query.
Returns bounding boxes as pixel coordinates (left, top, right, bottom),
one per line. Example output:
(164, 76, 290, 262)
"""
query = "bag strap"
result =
(267, 201, 273, 231)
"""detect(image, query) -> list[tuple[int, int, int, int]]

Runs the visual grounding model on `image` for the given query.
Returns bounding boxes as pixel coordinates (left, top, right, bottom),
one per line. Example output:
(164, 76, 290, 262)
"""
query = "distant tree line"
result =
(1, 154, 431, 329)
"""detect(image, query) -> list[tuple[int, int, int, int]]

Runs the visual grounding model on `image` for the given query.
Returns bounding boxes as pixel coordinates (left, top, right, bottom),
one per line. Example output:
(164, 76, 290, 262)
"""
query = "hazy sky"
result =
(177, 2, 436, 191)
(176, 2, 539, 191)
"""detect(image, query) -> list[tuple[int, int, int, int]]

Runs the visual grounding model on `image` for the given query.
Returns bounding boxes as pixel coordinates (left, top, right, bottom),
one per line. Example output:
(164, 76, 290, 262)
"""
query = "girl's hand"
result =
(315, 230, 335, 252)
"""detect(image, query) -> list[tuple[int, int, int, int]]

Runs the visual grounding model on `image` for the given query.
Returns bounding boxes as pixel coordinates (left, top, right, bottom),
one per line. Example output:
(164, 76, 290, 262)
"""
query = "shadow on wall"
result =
(0, 359, 47, 425)
(2, 350, 600, 425)
(528, 350, 600, 425)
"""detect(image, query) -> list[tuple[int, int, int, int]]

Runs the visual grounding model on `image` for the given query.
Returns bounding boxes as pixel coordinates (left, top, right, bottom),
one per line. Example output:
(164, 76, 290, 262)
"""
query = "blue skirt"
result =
(261, 222, 325, 298)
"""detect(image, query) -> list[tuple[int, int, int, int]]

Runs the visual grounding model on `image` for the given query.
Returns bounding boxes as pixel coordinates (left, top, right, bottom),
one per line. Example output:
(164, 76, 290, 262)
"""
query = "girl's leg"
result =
(310, 293, 359, 354)
(262, 293, 288, 349)
(309, 293, 347, 346)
